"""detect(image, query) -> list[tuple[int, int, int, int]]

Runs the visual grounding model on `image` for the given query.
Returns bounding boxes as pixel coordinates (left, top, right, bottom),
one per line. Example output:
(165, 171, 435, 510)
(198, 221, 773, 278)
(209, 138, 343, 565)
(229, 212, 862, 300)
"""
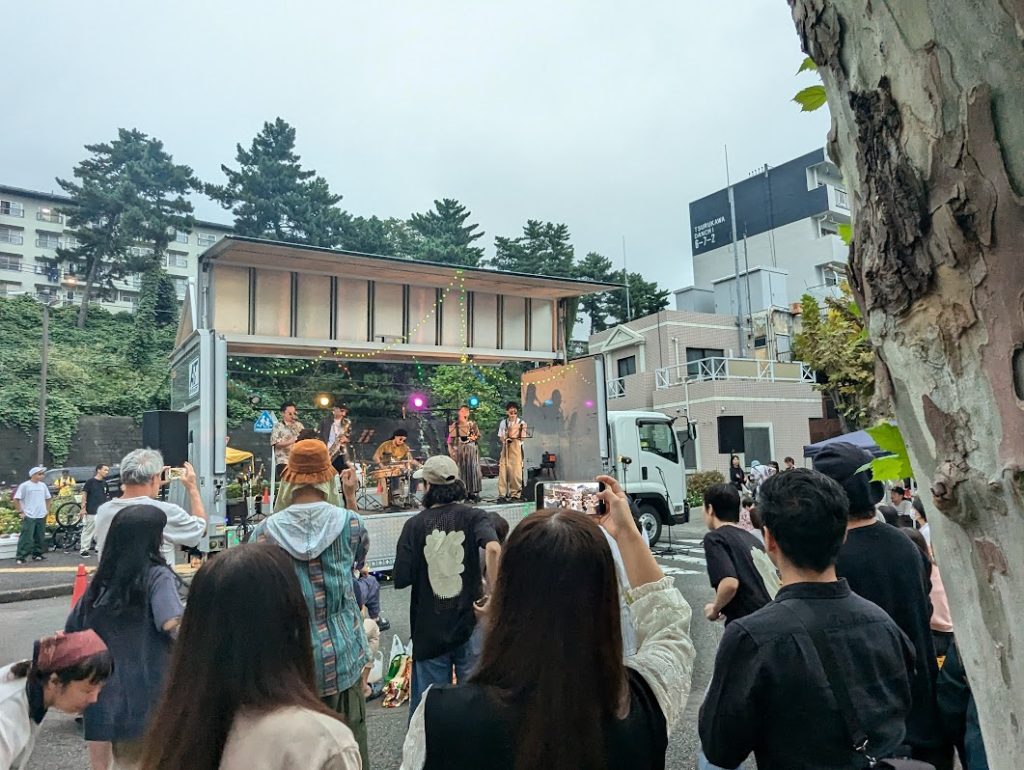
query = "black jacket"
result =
(699, 580, 914, 770)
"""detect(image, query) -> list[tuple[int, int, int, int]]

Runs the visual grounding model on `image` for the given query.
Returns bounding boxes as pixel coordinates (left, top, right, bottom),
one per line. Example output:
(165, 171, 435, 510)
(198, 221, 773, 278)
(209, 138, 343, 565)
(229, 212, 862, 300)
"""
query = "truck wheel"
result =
(637, 504, 662, 547)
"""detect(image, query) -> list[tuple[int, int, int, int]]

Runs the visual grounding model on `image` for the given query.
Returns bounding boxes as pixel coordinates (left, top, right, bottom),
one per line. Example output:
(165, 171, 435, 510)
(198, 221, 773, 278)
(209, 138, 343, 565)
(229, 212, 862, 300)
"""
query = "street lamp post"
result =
(36, 296, 59, 466)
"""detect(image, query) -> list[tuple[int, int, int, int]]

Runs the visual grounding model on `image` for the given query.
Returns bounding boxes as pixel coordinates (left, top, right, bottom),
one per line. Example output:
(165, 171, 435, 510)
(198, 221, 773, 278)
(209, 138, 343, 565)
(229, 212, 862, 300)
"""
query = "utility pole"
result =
(725, 146, 746, 356)
(37, 300, 51, 465)
(621, 236, 632, 321)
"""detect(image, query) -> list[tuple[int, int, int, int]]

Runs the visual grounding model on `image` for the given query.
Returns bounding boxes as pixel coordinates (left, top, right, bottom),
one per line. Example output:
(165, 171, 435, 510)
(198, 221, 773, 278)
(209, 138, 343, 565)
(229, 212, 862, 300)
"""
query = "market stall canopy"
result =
(802, 429, 887, 459)
(177, 236, 620, 364)
(225, 447, 254, 465)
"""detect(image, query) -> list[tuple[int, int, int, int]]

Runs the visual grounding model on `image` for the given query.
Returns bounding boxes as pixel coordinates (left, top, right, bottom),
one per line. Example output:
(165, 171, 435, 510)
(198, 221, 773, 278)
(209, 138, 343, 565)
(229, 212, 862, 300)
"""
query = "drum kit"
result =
(352, 460, 419, 511)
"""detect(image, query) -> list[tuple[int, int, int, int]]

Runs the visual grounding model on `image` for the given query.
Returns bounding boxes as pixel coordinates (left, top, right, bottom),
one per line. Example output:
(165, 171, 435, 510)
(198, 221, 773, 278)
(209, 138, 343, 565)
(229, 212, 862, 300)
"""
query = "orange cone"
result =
(262, 486, 270, 507)
(70, 564, 88, 608)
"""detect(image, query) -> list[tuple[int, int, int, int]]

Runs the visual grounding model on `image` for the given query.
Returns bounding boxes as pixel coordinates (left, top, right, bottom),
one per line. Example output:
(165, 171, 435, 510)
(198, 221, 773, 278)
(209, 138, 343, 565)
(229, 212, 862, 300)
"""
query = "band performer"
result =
(270, 402, 304, 480)
(372, 429, 422, 510)
(448, 405, 482, 502)
(497, 402, 527, 502)
(318, 402, 352, 473)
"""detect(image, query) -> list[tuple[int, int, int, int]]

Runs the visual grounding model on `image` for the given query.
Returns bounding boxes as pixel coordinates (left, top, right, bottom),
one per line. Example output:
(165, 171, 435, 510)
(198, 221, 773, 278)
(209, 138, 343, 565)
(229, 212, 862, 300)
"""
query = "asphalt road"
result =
(1, 530, 726, 770)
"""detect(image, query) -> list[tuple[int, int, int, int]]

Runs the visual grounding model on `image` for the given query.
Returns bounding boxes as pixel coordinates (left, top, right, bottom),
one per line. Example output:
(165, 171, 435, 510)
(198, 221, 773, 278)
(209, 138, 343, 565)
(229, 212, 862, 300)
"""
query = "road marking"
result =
(660, 566, 701, 576)
(657, 553, 708, 567)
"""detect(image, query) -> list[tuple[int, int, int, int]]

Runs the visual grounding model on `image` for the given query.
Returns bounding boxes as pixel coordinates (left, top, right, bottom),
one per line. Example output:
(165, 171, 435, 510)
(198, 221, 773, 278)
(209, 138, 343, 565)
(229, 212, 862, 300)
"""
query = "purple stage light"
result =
(585, 399, 595, 408)
(409, 392, 428, 411)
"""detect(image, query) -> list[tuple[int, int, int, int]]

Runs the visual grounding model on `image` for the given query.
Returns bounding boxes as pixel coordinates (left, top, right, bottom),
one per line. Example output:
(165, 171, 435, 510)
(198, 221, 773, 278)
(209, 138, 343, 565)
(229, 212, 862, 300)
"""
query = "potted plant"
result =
(0, 502, 22, 560)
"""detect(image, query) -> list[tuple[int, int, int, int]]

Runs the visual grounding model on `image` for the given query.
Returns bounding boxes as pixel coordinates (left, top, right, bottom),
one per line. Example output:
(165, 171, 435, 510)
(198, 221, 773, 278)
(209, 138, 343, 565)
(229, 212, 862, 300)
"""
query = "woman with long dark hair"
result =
(65, 505, 183, 770)
(400, 474, 694, 770)
(140, 544, 361, 770)
(729, 454, 746, 491)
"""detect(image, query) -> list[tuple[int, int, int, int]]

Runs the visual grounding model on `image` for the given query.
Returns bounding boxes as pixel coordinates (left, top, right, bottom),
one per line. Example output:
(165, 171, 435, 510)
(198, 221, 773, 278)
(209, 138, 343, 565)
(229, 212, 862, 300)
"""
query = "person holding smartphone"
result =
(400, 474, 695, 770)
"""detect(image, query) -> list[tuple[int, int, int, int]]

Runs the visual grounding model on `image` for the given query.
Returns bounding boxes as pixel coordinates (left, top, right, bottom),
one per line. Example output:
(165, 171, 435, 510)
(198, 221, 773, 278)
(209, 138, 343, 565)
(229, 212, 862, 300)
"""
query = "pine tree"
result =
(207, 118, 349, 247)
(491, 220, 575, 276)
(407, 199, 485, 266)
(57, 128, 200, 327)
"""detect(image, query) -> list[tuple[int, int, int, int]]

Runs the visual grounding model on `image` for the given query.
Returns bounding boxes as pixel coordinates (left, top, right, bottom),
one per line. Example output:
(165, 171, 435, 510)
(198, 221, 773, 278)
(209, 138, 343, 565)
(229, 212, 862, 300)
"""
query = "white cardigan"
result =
(0, 663, 37, 770)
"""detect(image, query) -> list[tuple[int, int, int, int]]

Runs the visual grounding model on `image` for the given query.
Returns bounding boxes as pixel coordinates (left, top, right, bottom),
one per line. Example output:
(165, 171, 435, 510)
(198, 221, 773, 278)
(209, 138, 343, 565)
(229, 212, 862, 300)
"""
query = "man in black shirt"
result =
(701, 483, 776, 624)
(700, 469, 914, 770)
(394, 454, 500, 720)
(80, 463, 109, 557)
(813, 442, 946, 768)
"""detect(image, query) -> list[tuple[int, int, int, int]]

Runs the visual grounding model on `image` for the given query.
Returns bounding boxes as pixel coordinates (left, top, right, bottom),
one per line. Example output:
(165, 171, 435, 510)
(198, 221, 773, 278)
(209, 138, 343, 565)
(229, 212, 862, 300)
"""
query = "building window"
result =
(165, 251, 188, 269)
(35, 232, 61, 249)
(638, 421, 679, 464)
(0, 253, 21, 270)
(676, 428, 698, 471)
(64, 236, 81, 249)
(743, 426, 772, 466)
(686, 347, 725, 377)
(174, 230, 189, 244)
(196, 233, 217, 247)
(0, 280, 20, 296)
(36, 208, 63, 224)
(0, 200, 25, 218)
(0, 226, 25, 245)
(616, 355, 637, 378)
(127, 245, 154, 259)
(172, 276, 188, 298)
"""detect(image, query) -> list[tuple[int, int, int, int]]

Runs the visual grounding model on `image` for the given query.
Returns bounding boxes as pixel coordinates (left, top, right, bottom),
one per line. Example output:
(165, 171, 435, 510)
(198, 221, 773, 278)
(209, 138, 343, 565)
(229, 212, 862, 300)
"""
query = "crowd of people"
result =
(0, 435, 992, 769)
(699, 443, 989, 770)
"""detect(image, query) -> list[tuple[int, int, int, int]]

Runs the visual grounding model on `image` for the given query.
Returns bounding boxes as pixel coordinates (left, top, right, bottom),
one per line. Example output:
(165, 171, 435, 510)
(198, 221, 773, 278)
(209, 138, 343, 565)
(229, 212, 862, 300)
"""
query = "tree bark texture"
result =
(788, 1, 1024, 765)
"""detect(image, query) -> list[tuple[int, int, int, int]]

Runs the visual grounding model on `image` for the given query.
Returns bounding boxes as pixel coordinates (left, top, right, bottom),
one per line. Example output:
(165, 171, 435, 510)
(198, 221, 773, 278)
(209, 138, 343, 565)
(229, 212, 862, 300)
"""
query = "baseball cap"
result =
(811, 442, 884, 515)
(413, 455, 461, 485)
(29, 465, 47, 476)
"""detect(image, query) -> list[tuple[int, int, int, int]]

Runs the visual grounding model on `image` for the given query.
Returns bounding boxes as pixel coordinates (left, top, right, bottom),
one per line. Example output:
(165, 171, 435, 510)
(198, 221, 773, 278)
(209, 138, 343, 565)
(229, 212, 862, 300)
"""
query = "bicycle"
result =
(49, 497, 83, 553)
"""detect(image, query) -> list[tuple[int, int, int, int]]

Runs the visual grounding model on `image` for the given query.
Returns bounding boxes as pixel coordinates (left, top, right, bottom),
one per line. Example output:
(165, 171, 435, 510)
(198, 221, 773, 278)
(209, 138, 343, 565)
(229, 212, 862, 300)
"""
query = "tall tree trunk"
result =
(76, 257, 100, 329)
(788, 2, 1024, 766)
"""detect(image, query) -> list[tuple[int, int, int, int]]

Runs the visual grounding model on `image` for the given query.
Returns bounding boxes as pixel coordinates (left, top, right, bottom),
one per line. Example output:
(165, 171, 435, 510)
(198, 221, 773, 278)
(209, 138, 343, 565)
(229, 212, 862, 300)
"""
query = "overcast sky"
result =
(5, 1, 829, 292)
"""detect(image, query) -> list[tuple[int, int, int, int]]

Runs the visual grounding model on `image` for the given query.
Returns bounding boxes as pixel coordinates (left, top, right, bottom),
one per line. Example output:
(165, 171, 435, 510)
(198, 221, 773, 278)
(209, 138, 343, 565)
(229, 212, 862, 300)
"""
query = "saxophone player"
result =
(318, 402, 352, 473)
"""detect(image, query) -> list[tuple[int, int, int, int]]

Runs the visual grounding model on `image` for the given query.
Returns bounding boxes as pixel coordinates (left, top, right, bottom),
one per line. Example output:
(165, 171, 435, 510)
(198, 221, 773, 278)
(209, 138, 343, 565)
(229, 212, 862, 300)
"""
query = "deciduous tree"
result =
(788, 2, 1024, 763)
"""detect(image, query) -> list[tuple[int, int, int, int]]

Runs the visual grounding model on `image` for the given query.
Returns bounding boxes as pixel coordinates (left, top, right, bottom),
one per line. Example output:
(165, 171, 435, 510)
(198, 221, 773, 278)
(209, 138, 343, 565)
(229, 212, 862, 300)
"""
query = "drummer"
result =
(372, 429, 421, 510)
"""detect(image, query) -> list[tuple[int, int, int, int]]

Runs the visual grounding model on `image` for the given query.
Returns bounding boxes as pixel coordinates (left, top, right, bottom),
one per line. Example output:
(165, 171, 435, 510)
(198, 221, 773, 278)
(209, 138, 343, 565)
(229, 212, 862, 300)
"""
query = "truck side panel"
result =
(521, 357, 609, 481)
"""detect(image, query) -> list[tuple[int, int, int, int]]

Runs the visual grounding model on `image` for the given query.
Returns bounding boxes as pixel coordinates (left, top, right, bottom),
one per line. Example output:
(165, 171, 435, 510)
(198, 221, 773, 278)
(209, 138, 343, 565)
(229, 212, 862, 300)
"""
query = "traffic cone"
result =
(262, 486, 270, 508)
(70, 564, 88, 608)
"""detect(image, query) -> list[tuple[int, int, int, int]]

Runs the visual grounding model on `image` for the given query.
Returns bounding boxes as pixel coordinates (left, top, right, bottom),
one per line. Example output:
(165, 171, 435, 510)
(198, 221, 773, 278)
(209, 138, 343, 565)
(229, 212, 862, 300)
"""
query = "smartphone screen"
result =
(536, 481, 606, 515)
(166, 467, 186, 481)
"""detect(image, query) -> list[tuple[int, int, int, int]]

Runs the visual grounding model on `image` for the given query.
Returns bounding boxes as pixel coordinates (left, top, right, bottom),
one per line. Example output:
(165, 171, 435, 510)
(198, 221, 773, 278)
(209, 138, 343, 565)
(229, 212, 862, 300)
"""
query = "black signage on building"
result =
(689, 190, 732, 256)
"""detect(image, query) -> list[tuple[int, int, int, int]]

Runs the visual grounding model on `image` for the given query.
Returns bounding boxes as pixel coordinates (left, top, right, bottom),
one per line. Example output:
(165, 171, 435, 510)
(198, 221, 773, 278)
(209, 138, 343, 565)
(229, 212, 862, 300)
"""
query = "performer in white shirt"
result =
(497, 402, 527, 502)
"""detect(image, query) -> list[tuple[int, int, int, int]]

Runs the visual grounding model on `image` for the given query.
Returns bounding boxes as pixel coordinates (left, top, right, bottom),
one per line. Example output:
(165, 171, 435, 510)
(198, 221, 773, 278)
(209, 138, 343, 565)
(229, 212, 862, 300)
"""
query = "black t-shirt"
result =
(83, 478, 108, 516)
(836, 521, 940, 748)
(703, 524, 773, 623)
(394, 503, 498, 660)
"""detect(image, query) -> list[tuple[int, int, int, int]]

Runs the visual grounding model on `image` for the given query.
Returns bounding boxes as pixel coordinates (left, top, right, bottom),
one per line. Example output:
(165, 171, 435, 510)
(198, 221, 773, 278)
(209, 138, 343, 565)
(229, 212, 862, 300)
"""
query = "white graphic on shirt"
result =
(424, 529, 465, 599)
(751, 547, 782, 599)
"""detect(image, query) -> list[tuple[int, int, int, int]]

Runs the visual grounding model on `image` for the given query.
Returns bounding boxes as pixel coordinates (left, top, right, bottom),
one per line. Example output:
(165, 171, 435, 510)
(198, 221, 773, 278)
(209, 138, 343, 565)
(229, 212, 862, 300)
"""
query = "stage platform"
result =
(362, 500, 533, 572)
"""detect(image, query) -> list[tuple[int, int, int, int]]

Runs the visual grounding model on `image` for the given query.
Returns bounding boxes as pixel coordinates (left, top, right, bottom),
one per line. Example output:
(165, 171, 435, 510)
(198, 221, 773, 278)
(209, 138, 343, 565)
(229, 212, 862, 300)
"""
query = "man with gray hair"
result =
(94, 449, 207, 566)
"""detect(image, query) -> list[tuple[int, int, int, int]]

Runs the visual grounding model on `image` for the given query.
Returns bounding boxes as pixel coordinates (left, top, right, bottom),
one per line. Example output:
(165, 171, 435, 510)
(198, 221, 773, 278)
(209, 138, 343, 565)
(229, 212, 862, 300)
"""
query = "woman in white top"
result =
(0, 630, 111, 770)
(400, 474, 695, 770)
(139, 544, 361, 770)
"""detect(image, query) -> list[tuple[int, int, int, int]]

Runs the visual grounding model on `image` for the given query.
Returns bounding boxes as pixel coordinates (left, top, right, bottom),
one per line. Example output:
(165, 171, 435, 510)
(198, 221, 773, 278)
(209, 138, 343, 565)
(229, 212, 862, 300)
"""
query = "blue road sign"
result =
(253, 410, 276, 433)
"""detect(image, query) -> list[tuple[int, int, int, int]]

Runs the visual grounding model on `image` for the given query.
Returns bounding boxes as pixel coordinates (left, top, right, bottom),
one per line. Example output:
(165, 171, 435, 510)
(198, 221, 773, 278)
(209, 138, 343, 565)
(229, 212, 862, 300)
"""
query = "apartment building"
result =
(0, 184, 232, 310)
(588, 308, 824, 476)
(686, 147, 851, 308)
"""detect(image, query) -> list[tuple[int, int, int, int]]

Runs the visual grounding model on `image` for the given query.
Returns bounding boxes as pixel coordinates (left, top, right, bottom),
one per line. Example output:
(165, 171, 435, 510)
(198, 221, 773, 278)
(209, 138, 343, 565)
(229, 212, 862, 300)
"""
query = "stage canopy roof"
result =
(178, 236, 620, 364)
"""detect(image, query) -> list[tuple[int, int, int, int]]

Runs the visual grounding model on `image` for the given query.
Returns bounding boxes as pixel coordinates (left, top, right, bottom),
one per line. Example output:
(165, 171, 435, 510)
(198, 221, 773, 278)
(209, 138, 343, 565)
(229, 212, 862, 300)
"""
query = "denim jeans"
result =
(698, 751, 745, 770)
(408, 626, 482, 721)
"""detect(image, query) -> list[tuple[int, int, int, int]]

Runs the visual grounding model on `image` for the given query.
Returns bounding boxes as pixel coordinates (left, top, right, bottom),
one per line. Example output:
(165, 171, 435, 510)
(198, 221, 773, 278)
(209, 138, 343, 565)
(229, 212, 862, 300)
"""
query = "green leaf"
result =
(797, 56, 818, 74)
(865, 455, 911, 483)
(837, 222, 853, 245)
(793, 85, 828, 112)
(864, 423, 914, 481)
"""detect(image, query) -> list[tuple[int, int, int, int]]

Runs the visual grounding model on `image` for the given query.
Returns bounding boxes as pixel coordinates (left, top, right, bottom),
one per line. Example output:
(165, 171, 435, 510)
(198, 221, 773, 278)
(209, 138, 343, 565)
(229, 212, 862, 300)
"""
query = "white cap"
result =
(29, 466, 47, 476)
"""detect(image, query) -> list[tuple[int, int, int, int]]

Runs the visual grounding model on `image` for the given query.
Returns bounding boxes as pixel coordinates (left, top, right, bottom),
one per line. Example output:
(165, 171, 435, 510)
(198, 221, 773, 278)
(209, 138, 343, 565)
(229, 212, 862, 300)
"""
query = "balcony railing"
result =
(0, 231, 24, 245)
(655, 357, 815, 389)
(607, 377, 626, 399)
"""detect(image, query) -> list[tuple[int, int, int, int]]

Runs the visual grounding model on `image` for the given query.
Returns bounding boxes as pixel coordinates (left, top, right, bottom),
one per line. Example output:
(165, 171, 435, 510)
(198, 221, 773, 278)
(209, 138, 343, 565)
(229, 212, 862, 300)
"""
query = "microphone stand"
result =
(653, 466, 682, 556)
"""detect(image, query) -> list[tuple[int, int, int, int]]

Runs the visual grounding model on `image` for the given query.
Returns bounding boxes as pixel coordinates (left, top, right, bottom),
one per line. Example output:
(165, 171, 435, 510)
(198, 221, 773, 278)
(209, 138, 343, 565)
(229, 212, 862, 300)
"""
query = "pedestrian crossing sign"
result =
(253, 410, 277, 433)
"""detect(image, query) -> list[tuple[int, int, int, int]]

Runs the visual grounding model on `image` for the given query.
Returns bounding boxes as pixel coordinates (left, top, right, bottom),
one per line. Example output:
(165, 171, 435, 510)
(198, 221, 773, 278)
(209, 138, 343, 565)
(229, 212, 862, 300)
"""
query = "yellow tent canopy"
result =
(225, 447, 254, 465)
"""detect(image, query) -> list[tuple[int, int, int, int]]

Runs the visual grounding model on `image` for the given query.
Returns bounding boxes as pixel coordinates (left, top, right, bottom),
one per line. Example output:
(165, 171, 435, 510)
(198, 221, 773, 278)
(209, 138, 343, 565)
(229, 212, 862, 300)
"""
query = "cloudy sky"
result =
(5, 1, 829, 292)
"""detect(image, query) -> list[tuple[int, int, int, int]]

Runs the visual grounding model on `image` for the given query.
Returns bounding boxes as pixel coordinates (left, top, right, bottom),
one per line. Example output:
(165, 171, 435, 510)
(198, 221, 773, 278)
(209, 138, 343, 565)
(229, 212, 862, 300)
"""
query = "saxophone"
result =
(328, 417, 351, 460)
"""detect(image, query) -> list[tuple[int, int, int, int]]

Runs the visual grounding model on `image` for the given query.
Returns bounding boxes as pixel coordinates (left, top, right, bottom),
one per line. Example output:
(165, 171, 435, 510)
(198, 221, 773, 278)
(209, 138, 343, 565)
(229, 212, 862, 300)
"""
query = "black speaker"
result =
(717, 415, 745, 454)
(142, 411, 189, 467)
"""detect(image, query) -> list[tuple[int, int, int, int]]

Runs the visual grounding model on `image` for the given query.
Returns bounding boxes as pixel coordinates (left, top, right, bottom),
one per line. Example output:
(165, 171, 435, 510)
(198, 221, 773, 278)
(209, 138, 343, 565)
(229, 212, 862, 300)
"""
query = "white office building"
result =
(0, 184, 232, 310)
(683, 147, 851, 311)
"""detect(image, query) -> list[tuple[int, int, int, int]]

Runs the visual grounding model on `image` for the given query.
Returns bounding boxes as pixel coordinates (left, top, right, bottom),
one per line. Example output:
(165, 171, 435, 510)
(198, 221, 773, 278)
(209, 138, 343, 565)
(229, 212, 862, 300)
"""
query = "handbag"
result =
(782, 602, 935, 770)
